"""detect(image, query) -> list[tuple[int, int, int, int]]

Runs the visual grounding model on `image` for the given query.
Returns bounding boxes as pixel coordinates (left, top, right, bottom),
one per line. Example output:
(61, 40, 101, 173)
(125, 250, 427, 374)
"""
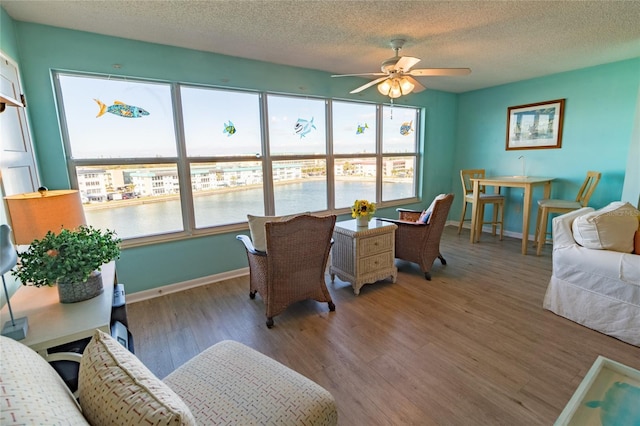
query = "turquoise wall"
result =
(9, 19, 458, 292)
(0, 7, 19, 61)
(454, 58, 639, 236)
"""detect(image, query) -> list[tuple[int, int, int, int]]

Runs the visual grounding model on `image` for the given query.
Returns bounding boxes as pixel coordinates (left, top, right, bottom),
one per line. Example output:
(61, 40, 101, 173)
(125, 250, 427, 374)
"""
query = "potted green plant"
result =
(12, 225, 121, 303)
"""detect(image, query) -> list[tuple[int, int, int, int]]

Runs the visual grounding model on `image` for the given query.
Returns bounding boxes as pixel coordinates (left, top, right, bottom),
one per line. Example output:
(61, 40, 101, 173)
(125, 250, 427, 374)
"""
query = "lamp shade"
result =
(4, 189, 86, 245)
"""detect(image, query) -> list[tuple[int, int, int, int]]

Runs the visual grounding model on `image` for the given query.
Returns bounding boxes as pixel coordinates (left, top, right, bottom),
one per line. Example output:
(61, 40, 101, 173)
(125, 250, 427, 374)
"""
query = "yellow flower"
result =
(351, 199, 376, 218)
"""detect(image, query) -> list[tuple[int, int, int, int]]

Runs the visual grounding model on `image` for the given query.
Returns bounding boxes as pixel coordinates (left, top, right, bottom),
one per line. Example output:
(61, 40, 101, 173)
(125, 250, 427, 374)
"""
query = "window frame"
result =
(53, 71, 421, 248)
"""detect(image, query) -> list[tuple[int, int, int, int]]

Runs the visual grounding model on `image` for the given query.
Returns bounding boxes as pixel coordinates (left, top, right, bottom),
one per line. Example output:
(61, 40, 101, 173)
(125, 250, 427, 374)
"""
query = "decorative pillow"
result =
(572, 202, 640, 253)
(416, 210, 430, 224)
(247, 212, 309, 252)
(0, 336, 88, 425)
(78, 330, 196, 426)
(422, 193, 447, 224)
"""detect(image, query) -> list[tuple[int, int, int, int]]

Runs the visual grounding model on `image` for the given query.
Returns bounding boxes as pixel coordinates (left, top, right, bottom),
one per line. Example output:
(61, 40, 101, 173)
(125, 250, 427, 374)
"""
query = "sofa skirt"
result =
(543, 275, 640, 347)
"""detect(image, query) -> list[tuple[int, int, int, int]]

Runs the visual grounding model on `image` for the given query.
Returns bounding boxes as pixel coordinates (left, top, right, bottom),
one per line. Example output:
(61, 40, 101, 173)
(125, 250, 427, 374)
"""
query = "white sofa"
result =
(543, 206, 640, 346)
(0, 330, 338, 425)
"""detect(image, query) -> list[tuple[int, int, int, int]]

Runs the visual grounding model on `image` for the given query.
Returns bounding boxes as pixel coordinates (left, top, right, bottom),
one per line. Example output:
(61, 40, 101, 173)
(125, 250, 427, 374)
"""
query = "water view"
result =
(86, 180, 413, 239)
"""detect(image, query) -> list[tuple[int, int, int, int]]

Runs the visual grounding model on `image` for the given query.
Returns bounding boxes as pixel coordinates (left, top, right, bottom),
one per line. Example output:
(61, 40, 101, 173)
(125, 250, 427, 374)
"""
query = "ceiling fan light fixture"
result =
(388, 79, 402, 99)
(377, 79, 392, 96)
(399, 77, 414, 95)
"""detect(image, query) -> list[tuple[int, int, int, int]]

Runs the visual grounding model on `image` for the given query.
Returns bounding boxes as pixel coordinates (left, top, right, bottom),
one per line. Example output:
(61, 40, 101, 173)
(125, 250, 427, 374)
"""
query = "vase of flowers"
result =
(352, 199, 376, 227)
(12, 225, 121, 303)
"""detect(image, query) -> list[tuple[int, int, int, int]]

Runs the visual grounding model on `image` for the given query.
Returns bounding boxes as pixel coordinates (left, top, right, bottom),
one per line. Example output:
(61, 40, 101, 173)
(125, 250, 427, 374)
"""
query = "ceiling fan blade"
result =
(409, 68, 471, 77)
(350, 76, 390, 94)
(405, 76, 426, 93)
(331, 72, 386, 78)
(395, 56, 421, 72)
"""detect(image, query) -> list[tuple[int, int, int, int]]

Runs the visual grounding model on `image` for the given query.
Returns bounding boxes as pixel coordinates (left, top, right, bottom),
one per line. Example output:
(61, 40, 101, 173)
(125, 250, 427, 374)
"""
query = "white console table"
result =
(0, 261, 115, 360)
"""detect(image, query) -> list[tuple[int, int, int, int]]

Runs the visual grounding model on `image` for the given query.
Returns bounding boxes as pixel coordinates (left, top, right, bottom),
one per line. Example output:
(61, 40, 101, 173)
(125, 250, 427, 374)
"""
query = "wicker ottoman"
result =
(163, 340, 338, 425)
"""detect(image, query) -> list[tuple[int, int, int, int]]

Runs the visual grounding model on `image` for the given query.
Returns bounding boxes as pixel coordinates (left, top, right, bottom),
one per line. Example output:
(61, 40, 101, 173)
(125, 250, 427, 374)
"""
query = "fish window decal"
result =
(400, 120, 413, 136)
(223, 120, 236, 137)
(294, 117, 316, 139)
(94, 99, 150, 118)
(356, 123, 368, 135)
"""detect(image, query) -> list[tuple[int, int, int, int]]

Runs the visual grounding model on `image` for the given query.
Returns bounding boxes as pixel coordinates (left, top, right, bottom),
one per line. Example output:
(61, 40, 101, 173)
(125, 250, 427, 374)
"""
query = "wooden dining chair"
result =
(458, 169, 505, 242)
(534, 170, 601, 255)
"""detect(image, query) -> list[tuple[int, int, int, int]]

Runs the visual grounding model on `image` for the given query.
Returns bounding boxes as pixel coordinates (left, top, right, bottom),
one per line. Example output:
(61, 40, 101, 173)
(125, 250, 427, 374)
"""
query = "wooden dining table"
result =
(470, 176, 554, 255)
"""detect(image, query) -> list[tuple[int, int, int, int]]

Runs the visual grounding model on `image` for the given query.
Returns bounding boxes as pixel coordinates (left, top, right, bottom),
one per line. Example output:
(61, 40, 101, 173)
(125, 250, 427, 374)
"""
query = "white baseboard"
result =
(128, 223, 535, 304)
(127, 267, 249, 304)
(445, 220, 534, 241)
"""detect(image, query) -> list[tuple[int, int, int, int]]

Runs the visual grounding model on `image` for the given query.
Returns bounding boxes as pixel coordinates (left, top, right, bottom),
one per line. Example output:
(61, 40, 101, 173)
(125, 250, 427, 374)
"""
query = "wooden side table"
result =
(330, 219, 397, 295)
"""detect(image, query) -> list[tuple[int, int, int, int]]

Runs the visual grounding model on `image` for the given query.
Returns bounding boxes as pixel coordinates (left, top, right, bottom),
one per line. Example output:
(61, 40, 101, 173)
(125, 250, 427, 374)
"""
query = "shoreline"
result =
(83, 176, 413, 211)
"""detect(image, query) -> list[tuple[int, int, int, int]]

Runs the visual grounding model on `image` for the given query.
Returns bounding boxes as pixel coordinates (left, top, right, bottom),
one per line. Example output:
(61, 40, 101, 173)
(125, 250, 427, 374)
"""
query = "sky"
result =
(58, 73, 418, 160)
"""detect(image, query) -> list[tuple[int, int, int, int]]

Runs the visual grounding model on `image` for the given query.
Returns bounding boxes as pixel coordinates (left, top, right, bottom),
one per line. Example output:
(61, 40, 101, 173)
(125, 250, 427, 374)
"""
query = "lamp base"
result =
(1, 316, 28, 341)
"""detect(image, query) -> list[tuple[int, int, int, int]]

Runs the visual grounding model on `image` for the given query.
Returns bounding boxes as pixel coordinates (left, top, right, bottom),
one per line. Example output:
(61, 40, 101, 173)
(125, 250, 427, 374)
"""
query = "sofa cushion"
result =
(0, 335, 88, 425)
(572, 202, 640, 253)
(247, 212, 308, 252)
(78, 330, 196, 426)
(163, 340, 338, 425)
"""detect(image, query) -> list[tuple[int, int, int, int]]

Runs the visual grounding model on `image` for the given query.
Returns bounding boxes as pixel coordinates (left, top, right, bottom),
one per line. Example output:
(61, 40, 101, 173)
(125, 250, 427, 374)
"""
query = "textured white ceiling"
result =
(2, 0, 639, 93)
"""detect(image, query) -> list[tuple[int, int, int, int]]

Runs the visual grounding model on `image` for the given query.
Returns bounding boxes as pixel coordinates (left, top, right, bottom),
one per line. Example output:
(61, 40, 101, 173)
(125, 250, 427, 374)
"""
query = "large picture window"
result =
(332, 101, 378, 209)
(382, 105, 418, 201)
(55, 72, 419, 243)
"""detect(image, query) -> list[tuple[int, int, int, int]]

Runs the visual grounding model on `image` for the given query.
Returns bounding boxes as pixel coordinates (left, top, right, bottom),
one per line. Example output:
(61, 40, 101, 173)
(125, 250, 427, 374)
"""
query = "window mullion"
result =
(260, 93, 275, 215)
(376, 104, 383, 204)
(172, 84, 195, 234)
(326, 99, 335, 211)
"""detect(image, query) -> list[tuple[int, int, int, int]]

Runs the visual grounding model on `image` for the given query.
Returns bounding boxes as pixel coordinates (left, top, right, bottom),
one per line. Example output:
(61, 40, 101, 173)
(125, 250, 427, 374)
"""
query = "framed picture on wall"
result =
(506, 99, 565, 150)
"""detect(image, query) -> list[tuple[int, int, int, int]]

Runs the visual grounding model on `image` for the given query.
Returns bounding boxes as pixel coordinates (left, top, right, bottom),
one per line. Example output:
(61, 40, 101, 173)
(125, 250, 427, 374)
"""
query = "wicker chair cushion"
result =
(247, 212, 308, 251)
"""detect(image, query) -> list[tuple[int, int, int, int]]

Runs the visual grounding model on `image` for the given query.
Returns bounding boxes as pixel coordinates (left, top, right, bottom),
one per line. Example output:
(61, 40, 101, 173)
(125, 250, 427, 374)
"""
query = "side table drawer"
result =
(357, 233, 393, 256)
(358, 252, 394, 273)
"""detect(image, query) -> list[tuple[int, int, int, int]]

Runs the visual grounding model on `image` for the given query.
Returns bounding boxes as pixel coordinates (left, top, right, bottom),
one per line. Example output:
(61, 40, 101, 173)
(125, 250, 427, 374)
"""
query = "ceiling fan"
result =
(331, 39, 471, 97)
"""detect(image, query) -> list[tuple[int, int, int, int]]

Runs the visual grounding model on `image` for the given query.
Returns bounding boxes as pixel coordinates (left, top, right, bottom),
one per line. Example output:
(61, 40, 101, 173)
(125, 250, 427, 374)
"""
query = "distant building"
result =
(77, 168, 108, 202)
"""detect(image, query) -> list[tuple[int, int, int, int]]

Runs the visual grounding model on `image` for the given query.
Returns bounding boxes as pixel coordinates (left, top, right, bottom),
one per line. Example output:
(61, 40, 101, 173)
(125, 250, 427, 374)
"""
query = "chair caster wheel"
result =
(424, 272, 432, 281)
(328, 301, 336, 312)
(266, 318, 274, 328)
(250, 291, 256, 299)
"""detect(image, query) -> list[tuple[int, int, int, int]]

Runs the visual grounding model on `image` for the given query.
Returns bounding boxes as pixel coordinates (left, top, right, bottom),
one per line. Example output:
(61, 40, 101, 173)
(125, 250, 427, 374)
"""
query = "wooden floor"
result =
(128, 226, 640, 425)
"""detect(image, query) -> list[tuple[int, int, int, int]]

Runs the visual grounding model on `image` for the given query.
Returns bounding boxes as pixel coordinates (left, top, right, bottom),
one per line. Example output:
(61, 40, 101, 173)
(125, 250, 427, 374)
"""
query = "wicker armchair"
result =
(379, 193, 454, 280)
(236, 214, 336, 328)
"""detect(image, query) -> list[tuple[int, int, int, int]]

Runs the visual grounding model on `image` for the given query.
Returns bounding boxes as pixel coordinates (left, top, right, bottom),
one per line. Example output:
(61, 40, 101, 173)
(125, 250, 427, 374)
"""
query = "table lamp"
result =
(2, 188, 86, 340)
(4, 187, 86, 244)
(1, 224, 28, 340)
